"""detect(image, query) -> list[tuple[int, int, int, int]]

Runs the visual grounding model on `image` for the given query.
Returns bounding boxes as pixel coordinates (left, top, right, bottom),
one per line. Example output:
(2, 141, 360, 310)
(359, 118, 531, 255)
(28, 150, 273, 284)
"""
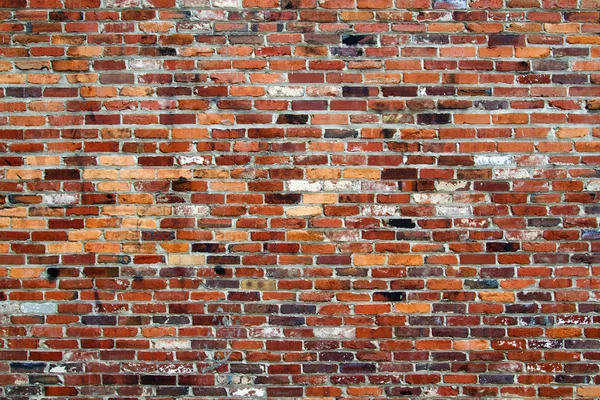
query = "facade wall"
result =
(1, 0, 600, 397)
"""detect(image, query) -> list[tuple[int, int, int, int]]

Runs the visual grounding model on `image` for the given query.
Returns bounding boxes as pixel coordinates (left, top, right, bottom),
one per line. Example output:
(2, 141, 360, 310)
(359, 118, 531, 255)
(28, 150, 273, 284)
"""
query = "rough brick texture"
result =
(0, 0, 600, 398)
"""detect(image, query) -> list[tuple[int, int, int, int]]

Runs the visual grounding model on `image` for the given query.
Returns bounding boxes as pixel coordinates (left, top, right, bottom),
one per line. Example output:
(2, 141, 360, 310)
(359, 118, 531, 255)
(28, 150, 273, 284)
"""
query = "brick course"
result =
(0, 0, 600, 398)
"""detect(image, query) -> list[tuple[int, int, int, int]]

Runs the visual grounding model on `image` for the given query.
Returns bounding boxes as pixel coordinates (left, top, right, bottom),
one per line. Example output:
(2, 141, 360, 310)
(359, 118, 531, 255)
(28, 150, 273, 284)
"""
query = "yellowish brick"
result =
(0, 74, 25, 84)
(99, 156, 135, 166)
(85, 242, 121, 253)
(172, 128, 209, 138)
(168, 254, 206, 265)
(48, 243, 83, 253)
(210, 181, 245, 191)
(157, 169, 193, 180)
(97, 182, 131, 192)
(28, 74, 61, 84)
(0, 208, 28, 217)
(12, 219, 45, 229)
(83, 170, 119, 180)
(556, 127, 589, 138)
(215, 231, 247, 241)
(102, 206, 136, 216)
(241, 280, 276, 291)
(344, 168, 380, 179)
(68, 230, 102, 241)
(286, 206, 322, 217)
(123, 243, 156, 253)
(286, 231, 324, 241)
(121, 170, 154, 179)
(306, 168, 342, 180)
(104, 230, 140, 241)
(354, 254, 386, 266)
(137, 206, 171, 216)
(121, 86, 154, 96)
(66, 73, 98, 83)
(578, 387, 600, 397)
(303, 193, 338, 204)
(10, 268, 46, 279)
(6, 170, 42, 180)
(118, 194, 154, 204)
(26, 156, 61, 166)
(122, 218, 157, 229)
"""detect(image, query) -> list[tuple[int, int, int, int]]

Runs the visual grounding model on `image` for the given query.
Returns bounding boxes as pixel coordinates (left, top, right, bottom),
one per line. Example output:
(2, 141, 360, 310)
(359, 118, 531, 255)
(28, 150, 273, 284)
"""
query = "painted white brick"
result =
(287, 180, 322, 192)
(362, 181, 398, 192)
(106, 0, 140, 6)
(217, 375, 255, 385)
(248, 327, 284, 338)
(323, 180, 360, 192)
(213, 0, 239, 6)
(413, 193, 451, 204)
(157, 364, 194, 374)
(174, 205, 210, 216)
(21, 302, 56, 314)
(177, 155, 211, 166)
(325, 230, 361, 242)
(266, 86, 304, 97)
(435, 181, 469, 192)
(182, 0, 211, 5)
(0, 302, 19, 314)
(42, 194, 79, 206)
(231, 388, 265, 397)
(129, 59, 161, 70)
(362, 205, 399, 216)
(458, 218, 487, 228)
(506, 230, 542, 241)
(586, 181, 600, 191)
(493, 169, 530, 179)
(153, 339, 191, 350)
(307, 86, 341, 97)
(474, 155, 514, 166)
(313, 327, 355, 338)
(193, 10, 226, 20)
(437, 206, 470, 216)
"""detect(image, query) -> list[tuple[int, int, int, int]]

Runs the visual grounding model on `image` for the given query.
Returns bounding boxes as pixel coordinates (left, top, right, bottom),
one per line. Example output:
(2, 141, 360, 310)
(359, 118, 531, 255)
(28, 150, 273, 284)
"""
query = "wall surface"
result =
(0, 0, 600, 398)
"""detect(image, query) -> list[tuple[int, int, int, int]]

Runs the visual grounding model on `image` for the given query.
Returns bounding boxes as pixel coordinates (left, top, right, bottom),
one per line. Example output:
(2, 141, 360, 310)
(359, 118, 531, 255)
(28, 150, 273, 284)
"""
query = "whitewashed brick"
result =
(42, 194, 79, 206)
(412, 193, 451, 204)
(266, 86, 304, 97)
(21, 302, 56, 314)
(231, 388, 265, 397)
(177, 155, 211, 166)
(437, 206, 470, 216)
(287, 180, 322, 192)
(435, 181, 469, 192)
(474, 155, 514, 166)
(323, 180, 360, 192)
(153, 339, 191, 350)
(313, 327, 355, 338)
(174, 205, 210, 216)
(493, 169, 530, 179)
(213, 0, 239, 6)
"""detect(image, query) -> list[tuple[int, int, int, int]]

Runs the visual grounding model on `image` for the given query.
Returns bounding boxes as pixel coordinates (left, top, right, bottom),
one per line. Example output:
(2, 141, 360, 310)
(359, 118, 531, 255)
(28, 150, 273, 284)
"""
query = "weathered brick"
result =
(0, 1, 596, 396)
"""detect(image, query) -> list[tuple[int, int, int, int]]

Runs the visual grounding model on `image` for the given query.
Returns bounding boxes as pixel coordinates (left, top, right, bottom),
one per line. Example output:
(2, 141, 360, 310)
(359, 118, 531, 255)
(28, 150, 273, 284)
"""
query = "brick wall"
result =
(1, 0, 600, 397)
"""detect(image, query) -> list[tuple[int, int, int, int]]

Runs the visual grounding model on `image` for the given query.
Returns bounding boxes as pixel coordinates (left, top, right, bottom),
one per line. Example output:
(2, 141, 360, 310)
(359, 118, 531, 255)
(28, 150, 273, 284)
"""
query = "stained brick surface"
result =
(0, 0, 600, 398)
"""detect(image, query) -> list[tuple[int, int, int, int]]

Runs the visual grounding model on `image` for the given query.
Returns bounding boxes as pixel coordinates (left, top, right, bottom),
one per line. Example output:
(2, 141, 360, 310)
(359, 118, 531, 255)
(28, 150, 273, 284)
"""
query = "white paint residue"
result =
(231, 388, 266, 397)
(177, 155, 210, 166)
(474, 155, 514, 166)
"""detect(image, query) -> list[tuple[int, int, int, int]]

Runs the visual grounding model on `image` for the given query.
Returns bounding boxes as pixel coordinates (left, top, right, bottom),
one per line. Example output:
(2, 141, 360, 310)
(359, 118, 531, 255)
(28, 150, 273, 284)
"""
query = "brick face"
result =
(0, 0, 599, 398)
